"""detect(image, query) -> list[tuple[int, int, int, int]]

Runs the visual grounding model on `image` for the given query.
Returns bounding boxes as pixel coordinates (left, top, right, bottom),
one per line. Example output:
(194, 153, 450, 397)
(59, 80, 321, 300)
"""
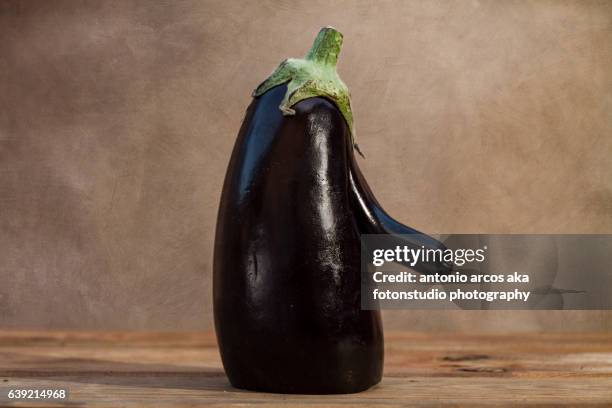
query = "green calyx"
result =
(253, 27, 361, 153)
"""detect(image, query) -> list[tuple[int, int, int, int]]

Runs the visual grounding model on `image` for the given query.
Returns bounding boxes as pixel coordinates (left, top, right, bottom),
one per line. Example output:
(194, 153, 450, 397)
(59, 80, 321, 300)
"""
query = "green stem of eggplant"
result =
(304, 26, 342, 67)
(252, 27, 358, 151)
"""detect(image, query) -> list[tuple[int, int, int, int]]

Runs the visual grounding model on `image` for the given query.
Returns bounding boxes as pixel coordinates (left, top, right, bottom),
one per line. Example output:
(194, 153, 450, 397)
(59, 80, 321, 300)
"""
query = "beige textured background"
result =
(1, 0, 611, 332)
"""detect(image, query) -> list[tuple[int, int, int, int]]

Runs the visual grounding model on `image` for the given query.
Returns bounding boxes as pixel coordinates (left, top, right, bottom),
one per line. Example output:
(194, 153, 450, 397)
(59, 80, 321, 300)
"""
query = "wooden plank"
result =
(0, 331, 610, 406)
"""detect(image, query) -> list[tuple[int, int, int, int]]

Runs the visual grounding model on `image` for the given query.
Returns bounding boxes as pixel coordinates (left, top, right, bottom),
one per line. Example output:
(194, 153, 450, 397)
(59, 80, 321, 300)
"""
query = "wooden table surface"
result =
(0, 330, 611, 407)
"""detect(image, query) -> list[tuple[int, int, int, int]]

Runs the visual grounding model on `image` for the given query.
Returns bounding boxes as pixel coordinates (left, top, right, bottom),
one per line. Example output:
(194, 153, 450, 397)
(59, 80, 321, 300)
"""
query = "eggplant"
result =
(213, 27, 451, 395)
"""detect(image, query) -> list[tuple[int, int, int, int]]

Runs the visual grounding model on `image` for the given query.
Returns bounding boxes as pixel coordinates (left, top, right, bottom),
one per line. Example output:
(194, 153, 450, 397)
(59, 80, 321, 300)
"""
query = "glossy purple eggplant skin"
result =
(214, 84, 450, 394)
(214, 84, 382, 394)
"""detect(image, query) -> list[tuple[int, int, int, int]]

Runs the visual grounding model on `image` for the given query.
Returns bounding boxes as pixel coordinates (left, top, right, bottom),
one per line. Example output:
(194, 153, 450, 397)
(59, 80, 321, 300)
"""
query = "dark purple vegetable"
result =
(213, 27, 450, 394)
